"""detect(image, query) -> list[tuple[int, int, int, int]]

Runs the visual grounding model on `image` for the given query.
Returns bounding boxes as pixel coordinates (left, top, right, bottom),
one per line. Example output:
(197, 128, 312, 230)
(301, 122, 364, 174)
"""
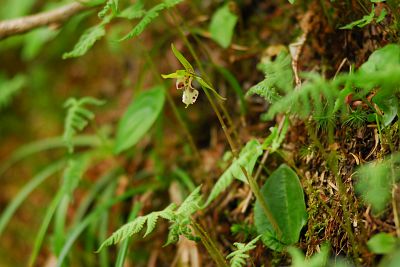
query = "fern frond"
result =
(118, 1, 145, 19)
(63, 25, 106, 59)
(204, 140, 262, 207)
(99, 185, 204, 250)
(0, 75, 26, 109)
(120, 0, 183, 41)
(98, 216, 147, 251)
(262, 72, 341, 121)
(144, 204, 176, 237)
(227, 235, 261, 267)
(98, 203, 177, 251)
(176, 186, 202, 216)
(63, 97, 104, 153)
(98, 0, 118, 18)
(246, 51, 293, 103)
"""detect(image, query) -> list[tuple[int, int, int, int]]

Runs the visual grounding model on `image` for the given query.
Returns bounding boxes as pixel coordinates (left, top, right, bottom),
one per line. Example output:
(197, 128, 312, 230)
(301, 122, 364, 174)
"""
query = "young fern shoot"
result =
(63, 97, 104, 153)
(226, 235, 261, 267)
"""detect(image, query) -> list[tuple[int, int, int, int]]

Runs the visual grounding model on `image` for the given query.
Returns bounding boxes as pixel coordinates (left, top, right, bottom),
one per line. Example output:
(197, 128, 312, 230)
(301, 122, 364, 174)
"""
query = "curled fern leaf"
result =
(226, 235, 261, 267)
(63, 97, 104, 153)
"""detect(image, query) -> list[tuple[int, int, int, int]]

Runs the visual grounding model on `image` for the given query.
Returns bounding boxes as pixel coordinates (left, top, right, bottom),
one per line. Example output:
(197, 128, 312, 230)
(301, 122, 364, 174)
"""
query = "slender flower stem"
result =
(175, 11, 239, 139)
(167, 10, 240, 156)
(191, 221, 229, 267)
(140, 42, 201, 161)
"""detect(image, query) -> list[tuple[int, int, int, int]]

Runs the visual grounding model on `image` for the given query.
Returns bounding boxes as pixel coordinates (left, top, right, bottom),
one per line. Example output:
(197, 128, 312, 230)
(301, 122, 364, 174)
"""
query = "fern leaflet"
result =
(98, 0, 118, 18)
(63, 25, 106, 59)
(120, 0, 184, 41)
(226, 235, 261, 267)
(63, 97, 104, 153)
(98, 186, 203, 251)
(246, 51, 293, 103)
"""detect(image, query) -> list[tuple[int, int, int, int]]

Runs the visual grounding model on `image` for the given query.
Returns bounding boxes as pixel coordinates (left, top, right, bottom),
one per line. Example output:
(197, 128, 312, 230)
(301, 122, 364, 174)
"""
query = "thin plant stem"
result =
(391, 155, 400, 237)
(191, 221, 229, 267)
(240, 166, 282, 239)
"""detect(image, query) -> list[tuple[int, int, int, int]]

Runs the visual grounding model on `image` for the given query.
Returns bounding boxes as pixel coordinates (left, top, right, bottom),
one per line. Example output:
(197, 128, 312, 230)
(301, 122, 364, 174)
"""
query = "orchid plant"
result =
(162, 44, 225, 107)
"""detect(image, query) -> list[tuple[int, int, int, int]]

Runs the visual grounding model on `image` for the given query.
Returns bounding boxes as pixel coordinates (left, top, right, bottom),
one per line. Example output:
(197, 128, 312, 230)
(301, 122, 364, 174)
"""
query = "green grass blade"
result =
(215, 66, 246, 114)
(115, 202, 142, 267)
(0, 160, 65, 237)
(0, 135, 101, 176)
(72, 168, 122, 226)
(29, 189, 64, 267)
(56, 183, 161, 267)
(98, 182, 117, 267)
(53, 196, 69, 257)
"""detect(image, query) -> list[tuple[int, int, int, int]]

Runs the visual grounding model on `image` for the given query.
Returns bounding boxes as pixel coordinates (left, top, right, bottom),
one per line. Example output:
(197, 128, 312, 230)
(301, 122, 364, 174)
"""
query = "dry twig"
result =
(0, 2, 89, 40)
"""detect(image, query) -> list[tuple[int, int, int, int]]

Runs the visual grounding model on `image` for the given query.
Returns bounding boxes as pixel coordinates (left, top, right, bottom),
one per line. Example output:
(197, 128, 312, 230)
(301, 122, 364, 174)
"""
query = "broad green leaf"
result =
(254, 164, 307, 251)
(367, 233, 397, 254)
(63, 25, 106, 59)
(288, 243, 330, 267)
(203, 139, 263, 207)
(171, 43, 194, 72)
(209, 4, 238, 48)
(379, 249, 400, 267)
(360, 44, 400, 74)
(355, 157, 395, 213)
(373, 96, 398, 127)
(114, 86, 165, 154)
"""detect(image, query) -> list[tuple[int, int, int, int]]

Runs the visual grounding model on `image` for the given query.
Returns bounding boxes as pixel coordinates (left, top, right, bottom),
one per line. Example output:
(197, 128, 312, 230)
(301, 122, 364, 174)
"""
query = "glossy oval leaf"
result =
(254, 164, 307, 251)
(368, 233, 397, 255)
(114, 86, 165, 154)
(209, 4, 238, 48)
